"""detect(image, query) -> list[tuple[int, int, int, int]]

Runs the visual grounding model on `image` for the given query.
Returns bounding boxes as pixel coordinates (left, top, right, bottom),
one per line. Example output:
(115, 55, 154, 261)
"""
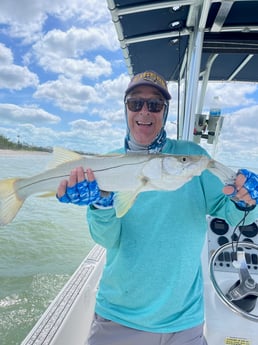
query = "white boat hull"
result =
(20, 245, 105, 345)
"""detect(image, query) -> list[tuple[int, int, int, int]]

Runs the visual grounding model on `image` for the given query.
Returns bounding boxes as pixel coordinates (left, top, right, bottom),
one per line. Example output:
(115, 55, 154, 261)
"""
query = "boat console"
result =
(203, 216, 258, 344)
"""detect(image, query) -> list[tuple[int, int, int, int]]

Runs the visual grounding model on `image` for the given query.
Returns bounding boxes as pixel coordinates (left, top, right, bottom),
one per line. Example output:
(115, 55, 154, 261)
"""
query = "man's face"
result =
(126, 85, 166, 146)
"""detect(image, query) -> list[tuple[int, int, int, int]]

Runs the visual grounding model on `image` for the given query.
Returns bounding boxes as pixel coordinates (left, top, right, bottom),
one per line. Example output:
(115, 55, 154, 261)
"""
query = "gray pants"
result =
(86, 313, 208, 345)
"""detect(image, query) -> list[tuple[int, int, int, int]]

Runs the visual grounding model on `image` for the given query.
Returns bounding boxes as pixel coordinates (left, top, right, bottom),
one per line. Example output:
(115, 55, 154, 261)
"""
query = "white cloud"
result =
(0, 65, 39, 90)
(0, 0, 111, 43)
(49, 0, 111, 25)
(0, 1, 46, 42)
(0, 104, 60, 125)
(56, 118, 125, 153)
(34, 76, 99, 113)
(32, 25, 118, 79)
(228, 105, 258, 128)
(98, 108, 126, 124)
(0, 43, 39, 90)
(219, 107, 258, 154)
(205, 82, 257, 110)
(36, 54, 112, 79)
(95, 73, 130, 101)
(69, 119, 125, 152)
(34, 26, 118, 60)
(34, 73, 129, 114)
(0, 43, 13, 64)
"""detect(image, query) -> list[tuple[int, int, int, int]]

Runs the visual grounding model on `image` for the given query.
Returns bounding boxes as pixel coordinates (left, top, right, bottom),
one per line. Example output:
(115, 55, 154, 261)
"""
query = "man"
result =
(57, 71, 258, 345)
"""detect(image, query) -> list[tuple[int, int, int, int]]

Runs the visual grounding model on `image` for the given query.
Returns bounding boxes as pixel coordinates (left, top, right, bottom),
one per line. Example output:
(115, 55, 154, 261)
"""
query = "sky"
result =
(0, 0, 258, 168)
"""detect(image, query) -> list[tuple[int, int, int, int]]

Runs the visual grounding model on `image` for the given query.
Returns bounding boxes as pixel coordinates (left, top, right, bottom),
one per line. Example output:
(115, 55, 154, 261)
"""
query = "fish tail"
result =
(0, 178, 24, 226)
(207, 160, 236, 184)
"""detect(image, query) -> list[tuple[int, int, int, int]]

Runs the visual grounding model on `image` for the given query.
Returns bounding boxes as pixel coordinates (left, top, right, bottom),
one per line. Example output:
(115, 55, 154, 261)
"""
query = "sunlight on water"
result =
(0, 151, 95, 345)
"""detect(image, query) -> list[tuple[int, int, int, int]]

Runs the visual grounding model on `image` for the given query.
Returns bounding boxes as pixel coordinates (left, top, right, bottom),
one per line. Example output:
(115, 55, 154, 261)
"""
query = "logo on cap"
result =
(132, 71, 167, 89)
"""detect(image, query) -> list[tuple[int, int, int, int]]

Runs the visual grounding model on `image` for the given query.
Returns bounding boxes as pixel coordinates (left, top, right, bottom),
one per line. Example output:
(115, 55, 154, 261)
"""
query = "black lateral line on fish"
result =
(13, 160, 150, 193)
(90, 160, 146, 173)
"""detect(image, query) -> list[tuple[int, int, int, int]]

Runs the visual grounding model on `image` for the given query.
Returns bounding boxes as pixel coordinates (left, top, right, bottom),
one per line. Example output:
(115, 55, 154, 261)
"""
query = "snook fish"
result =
(0, 147, 236, 226)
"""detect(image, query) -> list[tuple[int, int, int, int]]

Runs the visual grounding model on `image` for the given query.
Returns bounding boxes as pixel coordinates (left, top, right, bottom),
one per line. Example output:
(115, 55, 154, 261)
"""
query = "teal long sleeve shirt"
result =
(87, 139, 258, 333)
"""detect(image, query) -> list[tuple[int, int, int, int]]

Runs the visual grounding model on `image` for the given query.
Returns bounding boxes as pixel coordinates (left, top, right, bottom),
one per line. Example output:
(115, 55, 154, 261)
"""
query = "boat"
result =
(20, 1, 258, 344)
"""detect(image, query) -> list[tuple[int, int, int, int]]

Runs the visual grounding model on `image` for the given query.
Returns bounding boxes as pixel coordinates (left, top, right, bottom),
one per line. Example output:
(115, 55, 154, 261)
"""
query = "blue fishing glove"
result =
(57, 179, 114, 208)
(227, 169, 258, 211)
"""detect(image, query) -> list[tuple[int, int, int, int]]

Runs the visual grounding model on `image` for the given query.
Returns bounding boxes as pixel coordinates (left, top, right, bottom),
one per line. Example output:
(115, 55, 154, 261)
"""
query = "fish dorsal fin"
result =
(48, 147, 82, 169)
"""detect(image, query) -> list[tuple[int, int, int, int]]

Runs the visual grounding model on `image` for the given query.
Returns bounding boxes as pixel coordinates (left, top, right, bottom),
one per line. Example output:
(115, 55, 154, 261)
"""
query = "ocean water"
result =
(0, 152, 95, 345)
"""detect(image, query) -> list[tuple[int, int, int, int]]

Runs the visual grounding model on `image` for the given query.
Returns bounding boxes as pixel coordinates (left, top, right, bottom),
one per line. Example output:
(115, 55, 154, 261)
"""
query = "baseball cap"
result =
(125, 71, 171, 100)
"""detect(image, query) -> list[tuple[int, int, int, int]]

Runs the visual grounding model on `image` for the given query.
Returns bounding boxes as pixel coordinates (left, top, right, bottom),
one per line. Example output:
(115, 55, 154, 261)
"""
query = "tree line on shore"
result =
(0, 134, 52, 152)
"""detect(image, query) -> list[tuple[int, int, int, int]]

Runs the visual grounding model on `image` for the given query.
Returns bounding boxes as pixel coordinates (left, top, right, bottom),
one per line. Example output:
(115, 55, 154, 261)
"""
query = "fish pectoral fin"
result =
(114, 191, 139, 218)
(48, 147, 82, 169)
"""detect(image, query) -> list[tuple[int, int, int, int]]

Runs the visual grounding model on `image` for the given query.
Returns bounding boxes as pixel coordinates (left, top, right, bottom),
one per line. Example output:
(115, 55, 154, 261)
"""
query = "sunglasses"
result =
(126, 98, 166, 113)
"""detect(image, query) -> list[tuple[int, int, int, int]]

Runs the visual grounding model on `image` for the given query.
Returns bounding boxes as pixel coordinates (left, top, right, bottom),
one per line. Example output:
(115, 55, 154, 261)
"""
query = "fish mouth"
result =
(136, 121, 152, 126)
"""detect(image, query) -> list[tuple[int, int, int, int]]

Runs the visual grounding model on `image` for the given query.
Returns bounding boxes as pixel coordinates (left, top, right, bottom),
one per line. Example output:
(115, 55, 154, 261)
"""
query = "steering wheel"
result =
(209, 241, 258, 322)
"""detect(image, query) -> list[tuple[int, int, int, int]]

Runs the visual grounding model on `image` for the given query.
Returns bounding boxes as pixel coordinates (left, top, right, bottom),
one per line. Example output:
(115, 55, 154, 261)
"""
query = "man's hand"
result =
(56, 167, 114, 207)
(223, 169, 258, 210)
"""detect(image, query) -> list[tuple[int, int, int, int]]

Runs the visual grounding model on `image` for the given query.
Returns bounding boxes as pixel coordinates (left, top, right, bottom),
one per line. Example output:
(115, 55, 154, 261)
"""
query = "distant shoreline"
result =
(0, 149, 51, 156)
